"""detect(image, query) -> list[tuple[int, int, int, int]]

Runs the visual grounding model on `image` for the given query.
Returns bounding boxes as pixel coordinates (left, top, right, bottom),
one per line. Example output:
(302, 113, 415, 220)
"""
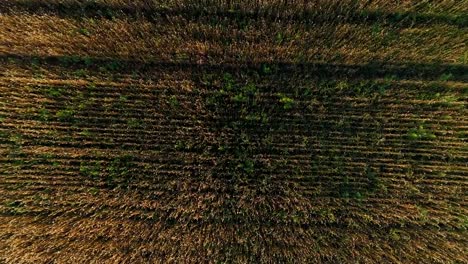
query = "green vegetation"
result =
(55, 108, 75, 122)
(78, 27, 91, 36)
(277, 93, 295, 110)
(46, 87, 63, 97)
(168, 95, 180, 108)
(407, 124, 437, 140)
(38, 108, 50, 121)
(126, 118, 141, 129)
(4, 200, 27, 215)
(107, 155, 135, 188)
(80, 161, 102, 179)
(79, 155, 136, 188)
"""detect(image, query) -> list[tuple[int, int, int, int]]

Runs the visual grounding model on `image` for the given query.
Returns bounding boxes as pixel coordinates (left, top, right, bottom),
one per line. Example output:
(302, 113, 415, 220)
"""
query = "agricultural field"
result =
(0, 0, 467, 263)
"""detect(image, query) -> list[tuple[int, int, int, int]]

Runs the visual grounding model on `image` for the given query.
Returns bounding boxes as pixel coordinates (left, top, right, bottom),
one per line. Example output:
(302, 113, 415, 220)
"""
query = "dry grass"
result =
(0, 0, 467, 263)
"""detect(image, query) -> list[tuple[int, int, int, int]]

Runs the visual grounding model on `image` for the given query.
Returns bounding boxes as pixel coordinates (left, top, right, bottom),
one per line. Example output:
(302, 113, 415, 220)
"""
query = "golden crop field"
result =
(0, 0, 467, 263)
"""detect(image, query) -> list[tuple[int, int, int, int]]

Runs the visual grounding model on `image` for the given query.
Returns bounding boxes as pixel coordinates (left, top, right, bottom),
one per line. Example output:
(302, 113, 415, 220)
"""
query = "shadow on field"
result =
(2, 52, 462, 203)
(1, 0, 466, 27)
(1, 54, 467, 82)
